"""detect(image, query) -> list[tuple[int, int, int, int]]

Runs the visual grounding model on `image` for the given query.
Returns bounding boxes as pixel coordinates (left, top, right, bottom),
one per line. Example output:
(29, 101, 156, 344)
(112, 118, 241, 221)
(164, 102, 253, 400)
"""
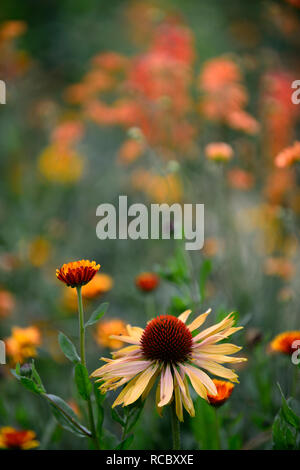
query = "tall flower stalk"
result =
(76, 286, 99, 449)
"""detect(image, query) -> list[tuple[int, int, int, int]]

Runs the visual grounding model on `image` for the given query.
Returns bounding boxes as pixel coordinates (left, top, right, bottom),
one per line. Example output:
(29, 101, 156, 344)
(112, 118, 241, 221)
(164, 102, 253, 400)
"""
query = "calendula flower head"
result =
(56, 260, 100, 288)
(205, 142, 233, 162)
(207, 379, 234, 407)
(95, 319, 128, 350)
(91, 310, 246, 422)
(0, 427, 39, 450)
(5, 326, 41, 365)
(270, 331, 300, 355)
(135, 272, 160, 293)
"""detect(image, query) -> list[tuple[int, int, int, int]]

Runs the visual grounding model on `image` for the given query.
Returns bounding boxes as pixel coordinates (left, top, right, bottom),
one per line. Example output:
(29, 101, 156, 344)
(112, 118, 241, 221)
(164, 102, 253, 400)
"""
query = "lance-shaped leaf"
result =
(75, 363, 92, 400)
(85, 302, 109, 327)
(58, 332, 80, 364)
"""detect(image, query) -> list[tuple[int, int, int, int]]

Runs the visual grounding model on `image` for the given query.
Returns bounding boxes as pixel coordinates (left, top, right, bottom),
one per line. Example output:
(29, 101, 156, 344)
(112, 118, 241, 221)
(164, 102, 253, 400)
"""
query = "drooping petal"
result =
(158, 364, 174, 407)
(123, 363, 159, 406)
(181, 363, 217, 396)
(174, 376, 183, 422)
(184, 367, 208, 401)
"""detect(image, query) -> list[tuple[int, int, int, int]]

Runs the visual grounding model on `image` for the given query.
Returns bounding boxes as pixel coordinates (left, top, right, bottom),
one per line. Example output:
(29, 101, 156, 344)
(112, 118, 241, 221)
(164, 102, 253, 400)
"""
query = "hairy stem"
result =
(76, 287, 99, 450)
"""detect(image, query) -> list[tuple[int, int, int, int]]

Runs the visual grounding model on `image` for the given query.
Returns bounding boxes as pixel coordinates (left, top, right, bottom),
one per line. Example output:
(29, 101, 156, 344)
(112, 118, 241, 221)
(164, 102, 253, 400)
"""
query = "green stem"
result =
(76, 287, 100, 450)
(170, 401, 181, 450)
(214, 408, 221, 450)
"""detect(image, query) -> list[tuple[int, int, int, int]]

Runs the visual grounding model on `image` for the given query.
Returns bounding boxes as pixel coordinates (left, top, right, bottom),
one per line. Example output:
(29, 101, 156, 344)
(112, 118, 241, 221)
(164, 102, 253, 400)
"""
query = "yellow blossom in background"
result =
(95, 319, 127, 350)
(131, 169, 183, 203)
(38, 143, 84, 184)
(0, 289, 15, 318)
(0, 427, 39, 450)
(28, 237, 51, 267)
(5, 326, 41, 365)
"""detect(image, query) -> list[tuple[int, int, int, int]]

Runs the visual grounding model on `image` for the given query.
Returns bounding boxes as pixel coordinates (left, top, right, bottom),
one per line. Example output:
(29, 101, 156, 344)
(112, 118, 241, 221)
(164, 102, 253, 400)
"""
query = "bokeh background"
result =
(1, 0, 300, 450)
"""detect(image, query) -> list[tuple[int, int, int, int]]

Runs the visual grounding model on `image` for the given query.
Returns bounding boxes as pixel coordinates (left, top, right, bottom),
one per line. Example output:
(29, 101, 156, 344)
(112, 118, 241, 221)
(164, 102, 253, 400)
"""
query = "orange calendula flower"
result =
(56, 260, 100, 288)
(135, 272, 160, 292)
(95, 319, 128, 350)
(270, 331, 300, 355)
(0, 427, 39, 450)
(5, 326, 41, 365)
(205, 142, 233, 162)
(275, 141, 300, 168)
(92, 310, 246, 422)
(207, 379, 234, 407)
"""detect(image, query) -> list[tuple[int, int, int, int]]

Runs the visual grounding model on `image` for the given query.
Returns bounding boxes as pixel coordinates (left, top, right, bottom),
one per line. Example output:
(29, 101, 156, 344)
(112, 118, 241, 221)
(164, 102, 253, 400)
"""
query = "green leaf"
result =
(272, 412, 297, 450)
(44, 394, 90, 438)
(116, 434, 134, 450)
(125, 402, 144, 433)
(85, 302, 109, 327)
(58, 332, 80, 364)
(20, 376, 43, 394)
(111, 408, 125, 427)
(278, 384, 300, 430)
(75, 363, 92, 400)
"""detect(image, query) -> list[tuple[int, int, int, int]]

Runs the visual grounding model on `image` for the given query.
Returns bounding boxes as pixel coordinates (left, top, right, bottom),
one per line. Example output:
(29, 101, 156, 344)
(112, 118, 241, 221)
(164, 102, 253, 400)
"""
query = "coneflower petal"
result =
(159, 364, 173, 406)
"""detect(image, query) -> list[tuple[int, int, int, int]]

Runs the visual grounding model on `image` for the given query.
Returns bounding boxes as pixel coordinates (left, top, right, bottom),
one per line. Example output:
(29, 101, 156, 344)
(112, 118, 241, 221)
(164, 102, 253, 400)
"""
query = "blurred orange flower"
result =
(207, 380, 234, 407)
(5, 326, 41, 365)
(264, 257, 295, 280)
(135, 272, 160, 292)
(0, 289, 15, 318)
(227, 168, 254, 190)
(270, 331, 300, 355)
(56, 260, 100, 288)
(95, 319, 127, 350)
(275, 141, 300, 168)
(205, 142, 233, 162)
(0, 21, 27, 41)
(0, 427, 39, 450)
(118, 139, 144, 165)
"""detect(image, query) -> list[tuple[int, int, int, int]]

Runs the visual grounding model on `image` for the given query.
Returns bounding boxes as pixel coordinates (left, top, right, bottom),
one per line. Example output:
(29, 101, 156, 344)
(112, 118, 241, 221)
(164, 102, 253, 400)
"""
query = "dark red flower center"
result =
(140, 315, 193, 363)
